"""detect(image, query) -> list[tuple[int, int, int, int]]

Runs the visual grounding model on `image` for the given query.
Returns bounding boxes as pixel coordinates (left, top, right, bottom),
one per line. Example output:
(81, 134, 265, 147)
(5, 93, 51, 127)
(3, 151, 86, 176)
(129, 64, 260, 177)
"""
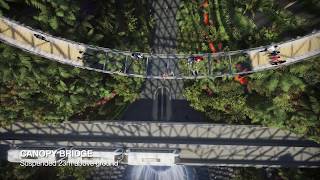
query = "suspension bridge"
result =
(0, 17, 319, 80)
(1, 13, 320, 168)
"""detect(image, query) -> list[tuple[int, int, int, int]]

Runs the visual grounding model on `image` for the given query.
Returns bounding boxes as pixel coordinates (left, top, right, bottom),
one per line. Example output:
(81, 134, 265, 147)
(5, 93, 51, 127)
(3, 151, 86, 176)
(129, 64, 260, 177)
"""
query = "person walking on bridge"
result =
(187, 55, 204, 64)
(260, 45, 279, 54)
(131, 52, 143, 60)
(267, 45, 278, 53)
(34, 34, 49, 42)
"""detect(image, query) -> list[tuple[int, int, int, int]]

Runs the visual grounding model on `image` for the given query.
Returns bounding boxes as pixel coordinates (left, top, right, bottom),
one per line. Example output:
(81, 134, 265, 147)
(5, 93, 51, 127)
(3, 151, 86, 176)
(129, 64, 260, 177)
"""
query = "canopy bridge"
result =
(0, 17, 319, 79)
(1, 122, 320, 167)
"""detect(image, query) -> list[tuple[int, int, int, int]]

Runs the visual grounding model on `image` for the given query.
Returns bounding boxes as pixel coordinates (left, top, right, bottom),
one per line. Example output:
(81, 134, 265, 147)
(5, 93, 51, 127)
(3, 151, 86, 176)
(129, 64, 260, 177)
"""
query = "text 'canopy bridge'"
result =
(1, 122, 320, 167)
(0, 17, 320, 79)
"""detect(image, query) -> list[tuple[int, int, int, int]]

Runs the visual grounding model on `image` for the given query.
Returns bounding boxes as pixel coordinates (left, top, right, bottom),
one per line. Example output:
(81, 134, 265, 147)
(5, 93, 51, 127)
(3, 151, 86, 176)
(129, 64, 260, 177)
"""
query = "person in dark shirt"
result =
(33, 34, 48, 42)
(187, 55, 204, 64)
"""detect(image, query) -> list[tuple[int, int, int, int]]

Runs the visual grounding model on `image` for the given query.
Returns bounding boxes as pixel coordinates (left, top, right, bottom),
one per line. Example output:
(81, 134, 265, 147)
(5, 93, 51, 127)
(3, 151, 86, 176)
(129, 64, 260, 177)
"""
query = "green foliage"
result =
(55, 166, 93, 180)
(233, 10, 256, 34)
(112, 75, 143, 102)
(2, 0, 153, 51)
(0, 0, 9, 11)
(177, 0, 320, 142)
(277, 168, 320, 180)
(177, 1, 204, 53)
(177, 0, 314, 50)
(0, 1, 152, 124)
(184, 77, 250, 124)
(213, 0, 229, 41)
(232, 167, 264, 180)
(183, 56, 320, 142)
(233, 167, 320, 180)
(0, 45, 98, 123)
(0, 160, 94, 180)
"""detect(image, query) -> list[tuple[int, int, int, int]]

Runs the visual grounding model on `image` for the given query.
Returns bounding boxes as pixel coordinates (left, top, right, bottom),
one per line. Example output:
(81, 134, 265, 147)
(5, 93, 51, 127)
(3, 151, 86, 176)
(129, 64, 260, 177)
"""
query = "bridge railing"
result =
(1, 122, 320, 167)
(0, 16, 319, 79)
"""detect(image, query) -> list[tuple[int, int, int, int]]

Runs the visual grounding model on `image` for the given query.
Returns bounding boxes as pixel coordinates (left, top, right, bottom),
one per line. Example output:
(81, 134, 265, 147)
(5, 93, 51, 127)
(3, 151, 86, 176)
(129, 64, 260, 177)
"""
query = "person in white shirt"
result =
(260, 45, 279, 54)
(267, 45, 278, 53)
(131, 53, 143, 59)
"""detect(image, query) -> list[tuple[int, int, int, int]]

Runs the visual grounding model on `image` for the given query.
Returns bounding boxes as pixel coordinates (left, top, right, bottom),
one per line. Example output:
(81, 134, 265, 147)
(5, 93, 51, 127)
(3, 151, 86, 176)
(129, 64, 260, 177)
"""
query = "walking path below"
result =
(123, 0, 206, 121)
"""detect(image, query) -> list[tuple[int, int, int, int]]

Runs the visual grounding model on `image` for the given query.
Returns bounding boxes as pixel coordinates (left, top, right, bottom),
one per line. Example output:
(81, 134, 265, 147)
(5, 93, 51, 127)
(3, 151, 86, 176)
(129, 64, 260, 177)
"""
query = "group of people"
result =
(77, 51, 94, 60)
(188, 55, 204, 64)
(261, 45, 286, 65)
(74, 44, 286, 78)
(162, 62, 175, 78)
(188, 55, 204, 76)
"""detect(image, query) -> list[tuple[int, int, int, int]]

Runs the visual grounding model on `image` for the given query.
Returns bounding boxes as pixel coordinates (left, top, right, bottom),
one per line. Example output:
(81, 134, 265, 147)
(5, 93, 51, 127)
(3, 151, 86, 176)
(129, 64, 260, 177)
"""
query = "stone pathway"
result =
(140, 0, 183, 100)
(122, 0, 206, 121)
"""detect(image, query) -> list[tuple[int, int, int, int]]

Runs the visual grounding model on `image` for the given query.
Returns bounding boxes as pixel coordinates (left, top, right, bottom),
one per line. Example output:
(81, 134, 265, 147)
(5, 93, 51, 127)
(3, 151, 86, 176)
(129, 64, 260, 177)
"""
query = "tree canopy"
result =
(178, 0, 320, 142)
(0, 0, 153, 124)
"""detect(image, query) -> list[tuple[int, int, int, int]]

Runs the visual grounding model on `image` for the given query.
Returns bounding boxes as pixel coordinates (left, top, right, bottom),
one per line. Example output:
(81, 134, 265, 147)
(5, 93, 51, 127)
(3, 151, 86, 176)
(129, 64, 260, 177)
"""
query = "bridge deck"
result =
(0, 17, 319, 79)
(248, 32, 320, 70)
(1, 122, 319, 167)
(0, 18, 85, 66)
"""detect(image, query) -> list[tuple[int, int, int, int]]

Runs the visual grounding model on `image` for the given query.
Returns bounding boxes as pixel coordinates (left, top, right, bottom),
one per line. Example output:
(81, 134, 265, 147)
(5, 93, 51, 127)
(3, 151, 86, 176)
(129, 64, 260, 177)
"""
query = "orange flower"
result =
(203, 12, 209, 25)
(209, 42, 216, 53)
(94, 92, 117, 106)
(235, 75, 248, 85)
(239, 77, 248, 85)
(234, 75, 240, 81)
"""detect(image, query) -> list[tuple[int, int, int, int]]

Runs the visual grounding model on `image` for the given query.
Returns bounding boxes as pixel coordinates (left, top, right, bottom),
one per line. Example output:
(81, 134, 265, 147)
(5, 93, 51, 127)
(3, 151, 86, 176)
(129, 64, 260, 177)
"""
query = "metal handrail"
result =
(0, 16, 319, 79)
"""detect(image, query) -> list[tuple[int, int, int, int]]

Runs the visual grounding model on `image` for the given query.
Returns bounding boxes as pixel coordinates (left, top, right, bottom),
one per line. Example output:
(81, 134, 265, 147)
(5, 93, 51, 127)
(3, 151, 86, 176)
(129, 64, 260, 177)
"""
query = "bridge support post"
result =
(145, 57, 149, 76)
(103, 52, 108, 71)
(228, 54, 233, 75)
(124, 55, 128, 73)
(208, 54, 212, 76)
